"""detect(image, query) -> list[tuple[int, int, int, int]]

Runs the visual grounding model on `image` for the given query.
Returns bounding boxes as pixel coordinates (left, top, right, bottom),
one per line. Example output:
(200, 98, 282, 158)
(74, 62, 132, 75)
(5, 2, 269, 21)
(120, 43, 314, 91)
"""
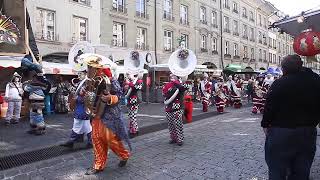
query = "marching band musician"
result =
(163, 74, 187, 146)
(85, 56, 131, 175)
(252, 75, 267, 114)
(227, 75, 242, 109)
(125, 73, 143, 138)
(199, 73, 212, 112)
(214, 77, 227, 113)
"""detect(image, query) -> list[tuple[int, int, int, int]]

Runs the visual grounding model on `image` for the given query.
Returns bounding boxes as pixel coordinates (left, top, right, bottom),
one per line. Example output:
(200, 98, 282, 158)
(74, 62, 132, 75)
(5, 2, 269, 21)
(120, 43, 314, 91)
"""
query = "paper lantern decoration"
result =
(293, 31, 320, 62)
(0, 14, 21, 45)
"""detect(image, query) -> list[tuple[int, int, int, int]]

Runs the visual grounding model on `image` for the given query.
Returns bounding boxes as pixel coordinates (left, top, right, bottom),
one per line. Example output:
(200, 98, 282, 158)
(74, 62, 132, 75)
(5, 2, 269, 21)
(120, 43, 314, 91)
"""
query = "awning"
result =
(272, 8, 320, 37)
(117, 66, 148, 74)
(224, 64, 257, 74)
(0, 56, 23, 68)
(149, 64, 217, 73)
(42, 62, 76, 75)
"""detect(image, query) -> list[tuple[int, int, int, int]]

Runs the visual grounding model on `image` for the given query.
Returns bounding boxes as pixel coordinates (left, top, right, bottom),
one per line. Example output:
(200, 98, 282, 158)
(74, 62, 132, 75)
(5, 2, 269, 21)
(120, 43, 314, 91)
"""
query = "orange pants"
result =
(92, 118, 130, 170)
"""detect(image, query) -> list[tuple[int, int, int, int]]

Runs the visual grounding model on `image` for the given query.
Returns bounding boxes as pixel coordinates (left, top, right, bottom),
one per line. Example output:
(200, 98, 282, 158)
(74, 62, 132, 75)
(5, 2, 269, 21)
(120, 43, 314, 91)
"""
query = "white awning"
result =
(0, 56, 23, 68)
(117, 66, 148, 74)
(42, 62, 76, 75)
(150, 64, 221, 73)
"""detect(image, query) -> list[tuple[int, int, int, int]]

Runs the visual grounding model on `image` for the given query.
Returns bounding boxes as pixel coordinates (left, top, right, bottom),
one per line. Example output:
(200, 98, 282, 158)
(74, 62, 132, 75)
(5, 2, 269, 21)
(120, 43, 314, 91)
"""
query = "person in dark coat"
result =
(262, 54, 320, 180)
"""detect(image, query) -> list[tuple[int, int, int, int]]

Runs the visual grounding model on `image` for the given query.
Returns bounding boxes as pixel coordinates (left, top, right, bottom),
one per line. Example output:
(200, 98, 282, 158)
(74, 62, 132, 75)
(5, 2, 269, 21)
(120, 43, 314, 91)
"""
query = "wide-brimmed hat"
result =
(13, 72, 22, 78)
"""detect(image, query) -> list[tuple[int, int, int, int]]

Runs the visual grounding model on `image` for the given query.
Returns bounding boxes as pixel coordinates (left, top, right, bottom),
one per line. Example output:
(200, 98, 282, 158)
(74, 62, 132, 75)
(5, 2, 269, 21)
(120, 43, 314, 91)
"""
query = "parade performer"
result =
(125, 73, 143, 138)
(164, 48, 197, 146)
(252, 75, 267, 114)
(227, 75, 242, 108)
(54, 76, 71, 114)
(214, 77, 227, 113)
(24, 74, 51, 135)
(82, 54, 131, 175)
(264, 73, 274, 87)
(183, 81, 193, 123)
(199, 73, 212, 112)
(163, 74, 187, 146)
(61, 70, 92, 148)
(4, 72, 23, 126)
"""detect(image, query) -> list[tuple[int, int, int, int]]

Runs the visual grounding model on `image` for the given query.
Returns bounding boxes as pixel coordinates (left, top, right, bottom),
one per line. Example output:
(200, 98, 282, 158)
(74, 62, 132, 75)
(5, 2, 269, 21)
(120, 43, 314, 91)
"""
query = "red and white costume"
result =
(214, 78, 227, 113)
(200, 76, 212, 112)
(252, 80, 268, 114)
(227, 78, 242, 109)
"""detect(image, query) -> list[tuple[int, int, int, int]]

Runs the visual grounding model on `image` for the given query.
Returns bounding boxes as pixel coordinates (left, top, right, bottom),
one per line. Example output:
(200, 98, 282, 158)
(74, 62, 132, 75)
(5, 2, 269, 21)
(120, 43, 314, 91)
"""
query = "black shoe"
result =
(85, 168, 103, 175)
(60, 141, 74, 148)
(177, 142, 183, 146)
(169, 140, 176, 144)
(118, 160, 128, 167)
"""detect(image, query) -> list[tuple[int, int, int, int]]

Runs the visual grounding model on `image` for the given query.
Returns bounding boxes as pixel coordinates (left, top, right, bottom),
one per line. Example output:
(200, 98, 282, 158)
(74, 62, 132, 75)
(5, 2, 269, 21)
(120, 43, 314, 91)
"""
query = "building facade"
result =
(26, 0, 101, 63)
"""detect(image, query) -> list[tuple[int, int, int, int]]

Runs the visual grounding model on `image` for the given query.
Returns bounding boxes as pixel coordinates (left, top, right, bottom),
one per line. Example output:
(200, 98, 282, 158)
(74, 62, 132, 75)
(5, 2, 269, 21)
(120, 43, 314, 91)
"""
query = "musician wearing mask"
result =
(214, 77, 227, 113)
(227, 75, 242, 108)
(252, 75, 267, 114)
(200, 73, 212, 112)
(163, 74, 187, 146)
(85, 55, 131, 175)
(125, 73, 143, 138)
(4, 72, 23, 126)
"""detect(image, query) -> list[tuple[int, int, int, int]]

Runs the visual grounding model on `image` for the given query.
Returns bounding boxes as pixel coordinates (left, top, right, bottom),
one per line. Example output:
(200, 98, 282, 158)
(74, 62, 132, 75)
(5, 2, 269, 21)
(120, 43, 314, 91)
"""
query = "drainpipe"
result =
(153, 0, 158, 102)
(219, 0, 225, 69)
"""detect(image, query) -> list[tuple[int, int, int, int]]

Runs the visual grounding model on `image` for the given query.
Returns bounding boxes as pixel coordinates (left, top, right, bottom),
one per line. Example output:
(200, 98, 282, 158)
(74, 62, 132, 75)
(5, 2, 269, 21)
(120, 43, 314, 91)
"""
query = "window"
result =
(212, 38, 217, 51)
(258, 31, 262, 42)
(233, 20, 238, 34)
(200, 7, 206, 23)
(269, 53, 272, 63)
(36, 8, 56, 41)
(269, 38, 272, 47)
(201, 35, 207, 49)
(225, 41, 229, 55)
(259, 49, 262, 60)
(263, 50, 267, 60)
(73, 16, 88, 41)
(113, 0, 125, 12)
(278, 56, 281, 64)
(273, 54, 276, 64)
(250, 48, 254, 59)
(224, 0, 229, 9)
(164, 0, 173, 20)
(112, 22, 125, 47)
(263, 18, 267, 28)
(180, 5, 188, 25)
(73, 0, 90, 6)
(211, 11, 218, 27)
(278, 42, 281, 52)
(232, 2, 238, 12)
(243, 46, 248, 58)
(243, 24, 247, 38)
(224, 16, 230, 31)
(136, 0, 146, 17)
(234, 43, 238, 56)
(180, 34, 189, 48)
(249, 27, 254, 40)
(136, 27, 147, 49)
(273, 39, 276, 49)
(263, 33, 267, 44)
(249, 11, 254, 21)
(164, 30, 173, 51)
(242, 7, 247, 18)
(258, 14, 262, 26)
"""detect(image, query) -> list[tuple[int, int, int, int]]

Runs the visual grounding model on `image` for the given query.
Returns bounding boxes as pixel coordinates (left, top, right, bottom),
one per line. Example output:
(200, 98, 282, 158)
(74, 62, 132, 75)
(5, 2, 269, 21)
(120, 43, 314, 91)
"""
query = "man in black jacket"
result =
(262, 54, 320, 180)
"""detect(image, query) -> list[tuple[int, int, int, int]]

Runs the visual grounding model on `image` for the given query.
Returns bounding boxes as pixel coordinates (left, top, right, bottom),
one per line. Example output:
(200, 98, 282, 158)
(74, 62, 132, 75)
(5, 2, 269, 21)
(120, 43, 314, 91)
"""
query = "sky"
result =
(267, 0, 320, 16)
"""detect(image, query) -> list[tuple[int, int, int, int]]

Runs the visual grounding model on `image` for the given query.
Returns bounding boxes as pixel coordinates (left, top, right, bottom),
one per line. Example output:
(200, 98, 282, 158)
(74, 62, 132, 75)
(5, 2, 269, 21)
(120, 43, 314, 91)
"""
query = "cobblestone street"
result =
(1, 107, 319, 180)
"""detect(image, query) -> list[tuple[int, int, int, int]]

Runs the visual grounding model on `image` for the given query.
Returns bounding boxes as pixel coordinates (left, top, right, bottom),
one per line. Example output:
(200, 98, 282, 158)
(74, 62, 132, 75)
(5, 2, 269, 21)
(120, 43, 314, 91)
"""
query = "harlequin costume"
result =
(199, 73, 212, 112)
(125, 75, 143, 138)
(86, 67, 131, 175)
(163, 74, 186, 146)
(214, 77, 227, 113)
(252, 76, 268, 114)
(61, 72, 92, 148)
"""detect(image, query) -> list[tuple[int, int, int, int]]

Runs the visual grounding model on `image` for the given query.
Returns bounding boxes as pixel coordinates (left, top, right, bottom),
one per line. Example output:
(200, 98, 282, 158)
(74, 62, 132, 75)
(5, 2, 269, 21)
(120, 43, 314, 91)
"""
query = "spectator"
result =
(262, 55, 320, 179)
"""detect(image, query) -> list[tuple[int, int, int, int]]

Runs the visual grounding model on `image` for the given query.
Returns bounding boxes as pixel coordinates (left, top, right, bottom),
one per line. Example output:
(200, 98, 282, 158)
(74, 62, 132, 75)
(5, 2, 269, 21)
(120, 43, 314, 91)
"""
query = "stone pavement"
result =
(0, 102, 219, 157)
(1, 107, 319, 180)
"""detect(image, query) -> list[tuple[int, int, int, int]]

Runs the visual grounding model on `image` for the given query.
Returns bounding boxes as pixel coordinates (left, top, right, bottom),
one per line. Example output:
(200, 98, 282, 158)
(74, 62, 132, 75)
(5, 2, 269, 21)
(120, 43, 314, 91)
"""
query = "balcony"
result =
(35, 32, 59, 42)
(180, 18, 189, 26)
(233, 9, 238, 14)
(224, 54, 232, 58)
(212, 24, 218, 28)
(163, 12, 174, 21)
(233, 32, 239, 36)
(200, 20, 207, 25)
(212, 50, 218, 55)
(242, 35, 248, 40)
(135, 43, 149, 50)
(111, 39, 127, 47)
(135, 11, 149, 19)
(233, 55, 240, 59)
(224, 29, 231, 33)
(200, 48, 208, 52)
(111, 5, 127, 14)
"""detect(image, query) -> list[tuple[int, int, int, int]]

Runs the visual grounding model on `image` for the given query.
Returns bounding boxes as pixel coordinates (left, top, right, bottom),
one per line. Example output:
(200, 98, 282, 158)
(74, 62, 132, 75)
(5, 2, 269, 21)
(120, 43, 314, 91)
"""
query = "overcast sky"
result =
(267, 0, 320, 16)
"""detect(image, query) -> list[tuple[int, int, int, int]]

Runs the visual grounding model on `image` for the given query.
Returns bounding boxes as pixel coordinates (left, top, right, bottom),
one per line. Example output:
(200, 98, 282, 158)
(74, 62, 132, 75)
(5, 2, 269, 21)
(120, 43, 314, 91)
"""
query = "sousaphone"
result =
(168, 48, 197, 77)
(124, 50, 145, 75)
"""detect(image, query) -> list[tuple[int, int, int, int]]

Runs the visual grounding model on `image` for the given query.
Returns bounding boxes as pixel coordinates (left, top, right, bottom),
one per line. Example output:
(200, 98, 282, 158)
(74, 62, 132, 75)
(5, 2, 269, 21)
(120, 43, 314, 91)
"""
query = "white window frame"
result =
(233, 2, 237, 12)
(113, 21, 125, 47)
(136, 0, 146, 16)
(200, 7, 206, 22)
(234, 43, 238, 56)
(233, 20, 238, 33)
(164, 0, 173, 18)
(259, 49, 262, 60)
(224, 16, 229, 30)
(136, 27, 147, 49)
(250, 48, 254, 59)
(211, 11, 217, 26)
(181, 33, 189, 49)
(164, 30, 173, 51)
(224, 0, 229, 8)
(180, 5, 188, 25)
(36, 8, 56, 41)
(242, 7, 247, 17)
(225, 41, 229, 55)
(73, 16, 88, 42)
(212, 37, 217, 51)
(201, 35, 207, 49)
(250, 27, 254, 39)
(243, 24, 247, 37)
(113, 0, 125, 12)
(243, 46, 248, 58)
